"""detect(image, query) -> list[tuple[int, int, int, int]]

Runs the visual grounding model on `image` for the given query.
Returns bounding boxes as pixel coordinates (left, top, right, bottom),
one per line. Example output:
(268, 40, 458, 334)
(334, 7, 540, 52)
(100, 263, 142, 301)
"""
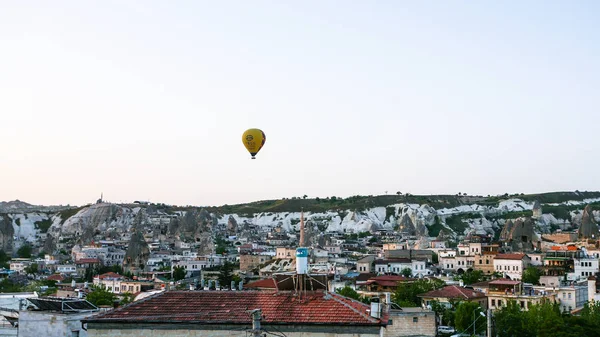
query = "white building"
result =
(374, 259, 430, 277)
(9, 262, 25, 274)
(573, 257, 599, 279)
(56, 264, 77, 275)
(493, 254, 530, 280)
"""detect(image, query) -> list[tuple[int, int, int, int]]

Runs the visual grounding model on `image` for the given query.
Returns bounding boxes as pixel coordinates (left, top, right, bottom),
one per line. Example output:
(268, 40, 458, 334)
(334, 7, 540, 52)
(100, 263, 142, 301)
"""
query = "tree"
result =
(392, 278, 445, 307)
(0, 250, 10, 269)
(217, 261, 235, 288)
(172, 266, 186, 281)
(336, 286, 362, 301)
(24, 263, 38, 276)
(302, 195, 308, 199)
(432, 252, 439, 264)
(17, 244, 32, 258)
(120, 292, 135, 306)
(454, 301, 486, 335)
(522, 266, 541, 285)
(456, 270, 484, 285)
(400, 268, 412, 278)
(85, 285, 116, 306)
(368, 237, 378, 244)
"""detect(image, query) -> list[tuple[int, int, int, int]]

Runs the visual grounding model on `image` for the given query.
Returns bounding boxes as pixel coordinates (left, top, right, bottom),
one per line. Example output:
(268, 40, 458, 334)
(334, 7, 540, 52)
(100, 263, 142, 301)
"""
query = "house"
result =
(385, 308, 436, 337)
(93, 272, 126, 294)
(419, 285, 487, 309)
(19, 297, 98, 337)
(486, 279, 555, 311)
(275, 247, 296, 260)
(82, 291, 388, 336)
(56, 264, 77, 276)
(473, 252, 497, 275)
(572, 256, 599, 280)
(374, 259, 430, 277)
(493, 253, 530, 280)
(361, 275, 415, 292)
(75, 258, 101, 277)
(239, 254, 273, 272)
(9, 262, 26, 274)
(357, 256, 376, 273)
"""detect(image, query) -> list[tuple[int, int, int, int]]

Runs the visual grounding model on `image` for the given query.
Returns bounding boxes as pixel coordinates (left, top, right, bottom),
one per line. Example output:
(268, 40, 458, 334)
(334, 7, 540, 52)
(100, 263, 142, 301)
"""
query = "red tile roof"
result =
(365, 275, 414, 287)
(96, 272, 124, 280)
(418, 285, 486, 300)
(83, 291, 386, 326)
(76, 258, 101, 264)
(47, 274, 65, 282)
(244, 278, 277, 290)
(495, 253, 526, 260)
(374, 258, 411, 264)
(489, 279, 520, 286)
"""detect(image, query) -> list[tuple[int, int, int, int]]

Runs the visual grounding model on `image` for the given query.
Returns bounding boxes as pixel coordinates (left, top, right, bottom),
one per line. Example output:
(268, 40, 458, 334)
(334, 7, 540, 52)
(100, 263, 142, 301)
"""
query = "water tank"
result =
(296, 247, 308, 274)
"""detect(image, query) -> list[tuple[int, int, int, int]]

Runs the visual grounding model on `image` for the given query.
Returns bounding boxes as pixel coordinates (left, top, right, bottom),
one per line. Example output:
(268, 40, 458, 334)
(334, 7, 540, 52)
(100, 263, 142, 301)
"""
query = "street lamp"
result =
(473, 310, 486, 336)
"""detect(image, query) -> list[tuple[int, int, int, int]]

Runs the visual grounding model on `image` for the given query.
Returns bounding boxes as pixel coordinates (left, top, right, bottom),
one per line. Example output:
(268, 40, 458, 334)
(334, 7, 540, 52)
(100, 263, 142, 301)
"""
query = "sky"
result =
(1, 1, 599, 207)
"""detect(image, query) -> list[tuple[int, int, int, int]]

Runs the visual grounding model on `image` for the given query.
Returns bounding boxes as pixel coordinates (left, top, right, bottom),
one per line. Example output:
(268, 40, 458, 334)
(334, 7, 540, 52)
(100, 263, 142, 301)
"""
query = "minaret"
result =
(299, 209, 305, 247)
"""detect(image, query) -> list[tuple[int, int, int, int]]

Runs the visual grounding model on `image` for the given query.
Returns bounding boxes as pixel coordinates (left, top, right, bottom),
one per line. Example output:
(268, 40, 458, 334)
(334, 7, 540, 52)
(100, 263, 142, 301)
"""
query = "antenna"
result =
(300, 208, 305, 247)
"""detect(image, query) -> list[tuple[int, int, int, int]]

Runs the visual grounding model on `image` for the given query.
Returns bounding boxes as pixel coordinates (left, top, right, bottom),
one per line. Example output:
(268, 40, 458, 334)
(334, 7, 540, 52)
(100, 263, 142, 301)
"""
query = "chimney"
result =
(231, 281, 236, 290)
(459, 280, 464, 287)
(189, 284, 195, 291)
(370, 297, 381, 319)
(239, 281, 244, 291)
(300, 209, 305, 247)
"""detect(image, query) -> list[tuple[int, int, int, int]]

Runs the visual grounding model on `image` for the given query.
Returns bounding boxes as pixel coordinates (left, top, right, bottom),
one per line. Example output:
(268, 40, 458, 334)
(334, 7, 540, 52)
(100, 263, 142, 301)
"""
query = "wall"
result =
(383, 309, 436, 337)
(18, 311, 95, 337)
(86, 323, 382, 337)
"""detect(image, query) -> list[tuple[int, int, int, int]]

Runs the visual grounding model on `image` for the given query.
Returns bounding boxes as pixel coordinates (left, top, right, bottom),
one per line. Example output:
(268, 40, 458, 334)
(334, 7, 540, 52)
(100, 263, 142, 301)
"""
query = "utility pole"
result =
(487, 308, 493, 337)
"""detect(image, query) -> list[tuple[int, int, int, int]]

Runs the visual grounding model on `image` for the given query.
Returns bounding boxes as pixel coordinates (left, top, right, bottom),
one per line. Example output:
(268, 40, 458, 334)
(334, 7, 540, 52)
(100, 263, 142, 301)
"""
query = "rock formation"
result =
(532, 201, 542, 219)
(0, 215, 14, 253)
(122, 230, 150, 275)
(499, 220, 514, 242)
(227, 216, 237, 236)
(578, 205, 599, 240)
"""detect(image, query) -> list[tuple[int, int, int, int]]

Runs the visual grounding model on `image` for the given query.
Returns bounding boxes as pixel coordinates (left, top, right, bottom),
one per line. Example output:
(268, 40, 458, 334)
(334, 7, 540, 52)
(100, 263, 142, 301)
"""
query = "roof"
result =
(27, 297, 98, 313)
(96, 272, 124, 280)
(83, 291, 386, 326)
(356, 273, 377, 282)
(418, 285, 486, 300)
(495, 253, 527, 260)
(365, 275, 414, 287)
(374, 258, 412, 264)
(47, 274, 65, 282)
(489, 279, 521, 286)
(244, 278, 277, 289)
(75, 258, 101, 264)
(357, 256, 376, 263)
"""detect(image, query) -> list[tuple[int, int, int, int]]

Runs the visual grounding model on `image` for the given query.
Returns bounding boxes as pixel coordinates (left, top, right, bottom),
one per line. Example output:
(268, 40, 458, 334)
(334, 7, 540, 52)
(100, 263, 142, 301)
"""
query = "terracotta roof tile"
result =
(83, 291, 385, 326)
(418, 285, 486, 300)
(76, 258, 101, 264)
(244, 278, 277, 289)
(47, 274, 65, 282)
(495, 253, 526, 260)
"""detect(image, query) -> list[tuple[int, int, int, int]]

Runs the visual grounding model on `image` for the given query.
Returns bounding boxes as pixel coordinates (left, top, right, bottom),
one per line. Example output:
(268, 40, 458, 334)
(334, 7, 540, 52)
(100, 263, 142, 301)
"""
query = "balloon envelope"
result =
(242, 129, 266, 159)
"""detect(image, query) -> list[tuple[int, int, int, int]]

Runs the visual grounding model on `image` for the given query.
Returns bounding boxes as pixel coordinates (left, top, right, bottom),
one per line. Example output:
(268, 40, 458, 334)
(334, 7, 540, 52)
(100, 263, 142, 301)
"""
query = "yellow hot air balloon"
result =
(242, 128, 266, 159)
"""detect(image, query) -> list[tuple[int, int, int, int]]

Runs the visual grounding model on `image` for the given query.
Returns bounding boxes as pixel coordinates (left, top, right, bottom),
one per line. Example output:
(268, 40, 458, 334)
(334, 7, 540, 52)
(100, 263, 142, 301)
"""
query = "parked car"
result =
(438, 326, 456, 334)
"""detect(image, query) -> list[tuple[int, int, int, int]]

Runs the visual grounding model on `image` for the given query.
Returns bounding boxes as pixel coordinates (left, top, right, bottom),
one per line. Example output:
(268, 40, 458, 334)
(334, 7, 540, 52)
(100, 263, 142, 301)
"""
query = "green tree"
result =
(335, 286, 363, 301)
(17, 244, 32, 258)
(172, 266, 186, 281)
(522, 266, 541, 285)
(431, 252, 439, 264)
(217, 261, 235, 287)
(400, 268, 412, 278)
(24, 263, 38, 275)
(0, 250, 10, 269)
(392, 278, 445, 307)
(456, 270, 484, 285)
(454, 301, 486, 335)
(120, 292, 135, 306)
(86, 285, 116, 306)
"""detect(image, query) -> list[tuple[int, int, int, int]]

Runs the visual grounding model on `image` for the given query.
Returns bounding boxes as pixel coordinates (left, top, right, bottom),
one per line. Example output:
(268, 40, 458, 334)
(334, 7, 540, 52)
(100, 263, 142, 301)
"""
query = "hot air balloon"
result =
(242, 128, 266, 159)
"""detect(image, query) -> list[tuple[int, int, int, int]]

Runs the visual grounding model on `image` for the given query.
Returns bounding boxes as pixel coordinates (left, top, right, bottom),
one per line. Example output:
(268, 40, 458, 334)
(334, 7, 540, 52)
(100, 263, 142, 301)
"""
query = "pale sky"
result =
(1, 1, 599, 207)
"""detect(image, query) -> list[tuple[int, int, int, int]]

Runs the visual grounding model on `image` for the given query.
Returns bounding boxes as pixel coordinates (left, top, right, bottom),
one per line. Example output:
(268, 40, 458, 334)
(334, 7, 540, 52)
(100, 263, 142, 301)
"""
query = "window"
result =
(71, 331, 80, 337)
(520, 301, 525, 309)
(479, 260, 482, 264)
(491, 299, 496, 306)
(413, 317, 418, 323)
(568, 293, 572, 299)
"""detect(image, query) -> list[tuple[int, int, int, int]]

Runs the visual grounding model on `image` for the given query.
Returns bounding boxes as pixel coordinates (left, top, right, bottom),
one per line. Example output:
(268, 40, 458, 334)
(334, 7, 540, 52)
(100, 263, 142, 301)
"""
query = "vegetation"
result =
(0, 250, 10, 269)
(400, 268, 412, 278)
(494, 300, 600, 337)
(444, 215, 470, 234)
(454, 301, 486, 335)
(217, 261, 240, 288)
(86, 285, 117, 306)
(120, 292, 135, 306)
(57, 206, 85, 224)
(455, 270, 485, 285)
(335, 286, 369, 304)
(392, 278, 445, 307)
(34, 218, 53, 233)
(24, 263, 38, 275)
(172, 266, 186, 281)
(17, 244, 32, 258)
(522, 267, 542, 285)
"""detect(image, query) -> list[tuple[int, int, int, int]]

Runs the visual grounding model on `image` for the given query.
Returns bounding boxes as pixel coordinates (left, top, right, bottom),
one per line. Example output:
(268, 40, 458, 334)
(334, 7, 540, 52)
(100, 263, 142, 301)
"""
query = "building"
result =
(493, 253, 530, 280)
(276, 247, 297, 260)
(239, 254, 272, 273)
(82, 291, 388, 336)
(19, 297, 98, 337)
(75, 259, 101, 277)
(357, 256, 376, 273)
(385, 308, 436, 337)
(93, 272, 126, 294)
(486, 279, 555, 311)
(473, 252, 497, 275)
(573, 256, 599, 280)
(374, 259, 429, 276)
(419, 285, 487, 309)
